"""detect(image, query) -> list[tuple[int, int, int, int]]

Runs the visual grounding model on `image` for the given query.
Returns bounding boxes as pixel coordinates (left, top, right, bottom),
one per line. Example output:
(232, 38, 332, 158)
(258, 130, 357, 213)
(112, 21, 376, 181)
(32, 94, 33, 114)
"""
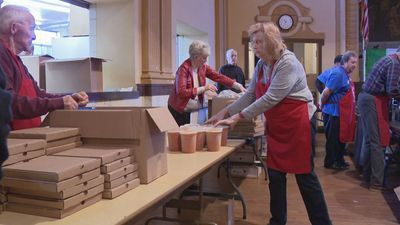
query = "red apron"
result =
(256, 67, 312, 174)
(339, 81, 356, 142)
(3, 43, 41, 130)
(374, 95, 390, 147)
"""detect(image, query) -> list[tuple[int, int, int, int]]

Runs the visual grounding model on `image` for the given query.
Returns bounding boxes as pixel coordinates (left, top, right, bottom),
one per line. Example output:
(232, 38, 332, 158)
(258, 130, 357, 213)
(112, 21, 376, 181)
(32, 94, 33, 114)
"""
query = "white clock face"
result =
(278, 14, 293, 30)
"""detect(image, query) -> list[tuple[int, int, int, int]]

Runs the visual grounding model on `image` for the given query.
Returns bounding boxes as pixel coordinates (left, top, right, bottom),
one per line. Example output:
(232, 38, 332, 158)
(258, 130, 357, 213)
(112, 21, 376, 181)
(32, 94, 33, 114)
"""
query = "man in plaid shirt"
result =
(357, 47, 400, 190)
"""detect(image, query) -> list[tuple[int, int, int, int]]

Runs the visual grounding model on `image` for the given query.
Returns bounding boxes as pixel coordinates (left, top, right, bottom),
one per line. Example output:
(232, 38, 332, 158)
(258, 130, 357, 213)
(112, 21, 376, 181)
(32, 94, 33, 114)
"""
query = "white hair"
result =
(189, 40, 210, 60)
(0, 5, 31, 35)
(225, 49, 237, 64)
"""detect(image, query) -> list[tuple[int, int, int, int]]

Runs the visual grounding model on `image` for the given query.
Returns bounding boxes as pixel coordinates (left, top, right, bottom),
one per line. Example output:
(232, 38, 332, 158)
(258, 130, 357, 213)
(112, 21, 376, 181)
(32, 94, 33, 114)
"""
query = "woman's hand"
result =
(205, 107, 228, 125)
(205, 83, 218, 92)
(215, 113, 241, 128)
(232, 82, 246, 93)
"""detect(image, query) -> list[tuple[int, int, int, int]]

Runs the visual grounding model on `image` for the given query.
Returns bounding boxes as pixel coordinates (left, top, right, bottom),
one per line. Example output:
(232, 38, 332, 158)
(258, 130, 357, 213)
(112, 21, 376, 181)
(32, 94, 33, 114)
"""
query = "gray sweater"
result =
(227, 50, 316, 120)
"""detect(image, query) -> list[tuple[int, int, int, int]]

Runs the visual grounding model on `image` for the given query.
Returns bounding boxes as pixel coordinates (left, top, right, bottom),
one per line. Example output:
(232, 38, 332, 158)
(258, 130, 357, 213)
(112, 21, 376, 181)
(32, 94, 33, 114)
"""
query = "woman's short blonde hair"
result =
(189, 40, 210, 60)
(248, 22, 286, 60)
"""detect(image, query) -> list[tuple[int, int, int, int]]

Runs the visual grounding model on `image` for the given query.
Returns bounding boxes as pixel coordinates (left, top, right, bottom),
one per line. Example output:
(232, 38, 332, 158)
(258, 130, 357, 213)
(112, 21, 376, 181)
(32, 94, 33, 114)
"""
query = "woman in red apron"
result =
(208, 22, 332, 225)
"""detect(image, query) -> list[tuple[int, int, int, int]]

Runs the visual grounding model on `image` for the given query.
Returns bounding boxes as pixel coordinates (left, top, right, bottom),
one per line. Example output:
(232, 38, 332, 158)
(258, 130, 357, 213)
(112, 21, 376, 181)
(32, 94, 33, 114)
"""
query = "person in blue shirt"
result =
(316, 54, 343, 94)
(321, 51, 358, 170)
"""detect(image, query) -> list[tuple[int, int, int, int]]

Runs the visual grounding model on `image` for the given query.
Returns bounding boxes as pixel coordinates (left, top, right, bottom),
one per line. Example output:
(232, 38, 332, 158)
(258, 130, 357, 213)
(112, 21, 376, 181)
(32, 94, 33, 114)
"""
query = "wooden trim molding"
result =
(136, 83, 174, 96)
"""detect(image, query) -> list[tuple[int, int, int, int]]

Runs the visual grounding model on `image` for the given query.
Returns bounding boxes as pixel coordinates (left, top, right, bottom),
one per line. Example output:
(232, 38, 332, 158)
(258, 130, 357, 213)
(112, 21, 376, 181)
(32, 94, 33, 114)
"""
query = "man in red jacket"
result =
(0, 5, 89, 130)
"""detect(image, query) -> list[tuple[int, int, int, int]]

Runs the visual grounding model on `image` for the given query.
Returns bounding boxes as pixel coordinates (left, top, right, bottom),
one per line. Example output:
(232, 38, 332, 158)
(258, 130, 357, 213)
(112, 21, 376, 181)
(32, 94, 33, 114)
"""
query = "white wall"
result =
(172, 0, 216, 73)
(93, 0, 140, 91)
(176, 32, 208, 67)
(69, 4, 89, 36)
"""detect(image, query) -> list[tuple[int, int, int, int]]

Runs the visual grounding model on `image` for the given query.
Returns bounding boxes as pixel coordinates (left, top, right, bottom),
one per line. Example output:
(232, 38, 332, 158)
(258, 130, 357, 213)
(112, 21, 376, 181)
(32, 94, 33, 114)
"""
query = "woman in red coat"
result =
(168, 40, 245, 126)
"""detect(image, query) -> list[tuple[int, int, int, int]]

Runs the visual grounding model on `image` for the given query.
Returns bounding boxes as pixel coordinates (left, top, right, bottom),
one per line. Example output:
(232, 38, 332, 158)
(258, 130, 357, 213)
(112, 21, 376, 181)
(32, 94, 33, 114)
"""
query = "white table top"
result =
(0, 140, 244, 225)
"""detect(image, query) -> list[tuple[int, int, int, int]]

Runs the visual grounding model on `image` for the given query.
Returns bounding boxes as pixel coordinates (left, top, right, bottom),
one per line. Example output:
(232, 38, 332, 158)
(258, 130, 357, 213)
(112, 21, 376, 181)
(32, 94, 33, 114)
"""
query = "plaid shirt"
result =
(362, 54, 400, 96)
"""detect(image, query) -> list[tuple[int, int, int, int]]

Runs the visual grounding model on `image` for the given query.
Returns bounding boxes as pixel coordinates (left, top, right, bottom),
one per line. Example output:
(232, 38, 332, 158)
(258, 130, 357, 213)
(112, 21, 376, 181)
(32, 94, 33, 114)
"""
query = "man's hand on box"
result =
(72, 91, 89, 106)
(63, 95, 78, 110)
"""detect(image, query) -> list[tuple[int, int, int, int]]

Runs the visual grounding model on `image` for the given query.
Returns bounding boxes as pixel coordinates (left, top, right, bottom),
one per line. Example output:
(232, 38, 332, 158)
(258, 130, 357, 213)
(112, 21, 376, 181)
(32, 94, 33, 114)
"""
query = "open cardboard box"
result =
(44, 57, 105, 93)
(49, 107, 178, 184)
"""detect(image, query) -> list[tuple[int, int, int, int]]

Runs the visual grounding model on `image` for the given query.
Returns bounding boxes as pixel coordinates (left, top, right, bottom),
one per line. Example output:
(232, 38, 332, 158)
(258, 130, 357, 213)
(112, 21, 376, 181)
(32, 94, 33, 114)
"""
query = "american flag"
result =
(359, 0, 369, 44)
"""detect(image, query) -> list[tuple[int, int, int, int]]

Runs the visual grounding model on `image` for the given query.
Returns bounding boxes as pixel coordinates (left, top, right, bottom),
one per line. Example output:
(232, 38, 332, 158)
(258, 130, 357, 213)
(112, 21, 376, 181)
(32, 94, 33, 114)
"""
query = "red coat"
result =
(168, 59, 235, 113)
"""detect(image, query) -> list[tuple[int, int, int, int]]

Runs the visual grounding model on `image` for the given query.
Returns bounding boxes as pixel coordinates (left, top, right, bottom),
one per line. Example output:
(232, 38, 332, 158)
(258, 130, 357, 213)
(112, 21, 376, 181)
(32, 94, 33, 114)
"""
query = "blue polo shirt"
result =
(317, 66, 339, 84)
(322, 66, 350, 117)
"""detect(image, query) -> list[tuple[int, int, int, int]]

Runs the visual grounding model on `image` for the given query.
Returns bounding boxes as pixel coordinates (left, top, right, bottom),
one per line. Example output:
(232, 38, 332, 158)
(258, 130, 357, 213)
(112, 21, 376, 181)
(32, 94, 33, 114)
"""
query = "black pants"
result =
(324, 114, 346, 167)
(268, 169, 332, 225)
(168, 105, 190, 127)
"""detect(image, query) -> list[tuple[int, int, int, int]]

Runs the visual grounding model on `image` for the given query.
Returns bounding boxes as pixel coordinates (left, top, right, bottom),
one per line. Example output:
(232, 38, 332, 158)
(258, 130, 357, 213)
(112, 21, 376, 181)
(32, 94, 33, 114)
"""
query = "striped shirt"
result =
(362, 54, 400, 96)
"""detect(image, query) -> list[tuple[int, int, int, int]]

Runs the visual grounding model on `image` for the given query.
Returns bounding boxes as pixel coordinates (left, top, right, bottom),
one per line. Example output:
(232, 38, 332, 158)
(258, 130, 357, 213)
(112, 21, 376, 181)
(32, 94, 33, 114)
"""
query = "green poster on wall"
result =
(366, 49, 386, 77)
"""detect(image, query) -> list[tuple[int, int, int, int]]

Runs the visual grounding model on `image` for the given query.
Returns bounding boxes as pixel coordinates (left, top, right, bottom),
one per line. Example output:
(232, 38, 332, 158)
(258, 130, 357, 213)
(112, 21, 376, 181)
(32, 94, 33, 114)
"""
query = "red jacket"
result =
(168, 59, 235, 113)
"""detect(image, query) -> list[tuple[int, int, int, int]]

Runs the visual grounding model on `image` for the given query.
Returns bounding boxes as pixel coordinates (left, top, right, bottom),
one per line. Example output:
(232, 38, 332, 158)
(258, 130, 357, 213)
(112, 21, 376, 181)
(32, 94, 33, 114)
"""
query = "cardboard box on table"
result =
(8, 127, 81, 155)
(4, 138, 47, 166)
(7, 184, 103, 209)
(102, 178, 140, 199)
(208, 97, 236, 118)
(6, 194, 102, 219)
(44, 57, 105, 93)
(101, 156, 132, 174)
(8, 175, 104, 200)
(8, 127, 80, 141)
(7, 139, 46, 154)
(104, 163, 138, 182)
(2, 156, 103, 218)
(49, 107, 179, 184)
(54, 146, 131, 165)
(104, 171, 138, 189)
(210, 97, 265, 137)
(3, 169, 101, 193)
(3, 156, 100, 182)
(53, 146, 137, 199)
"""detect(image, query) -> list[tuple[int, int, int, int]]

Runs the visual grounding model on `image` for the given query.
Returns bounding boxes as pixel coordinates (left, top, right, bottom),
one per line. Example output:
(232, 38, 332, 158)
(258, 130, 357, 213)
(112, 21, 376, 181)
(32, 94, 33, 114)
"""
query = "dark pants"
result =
(324, 114, 346, 167)
(268, 169, 332, 225)
(168, 105, 190, 127)
(357, 92, 385, 185)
